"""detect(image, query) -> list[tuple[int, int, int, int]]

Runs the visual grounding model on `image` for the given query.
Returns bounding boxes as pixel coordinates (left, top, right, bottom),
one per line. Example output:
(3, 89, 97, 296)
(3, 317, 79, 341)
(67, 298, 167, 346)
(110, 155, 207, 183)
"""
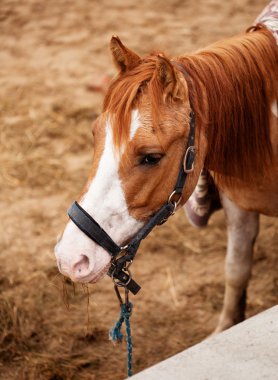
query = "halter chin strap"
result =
(68, 63, 196, 295)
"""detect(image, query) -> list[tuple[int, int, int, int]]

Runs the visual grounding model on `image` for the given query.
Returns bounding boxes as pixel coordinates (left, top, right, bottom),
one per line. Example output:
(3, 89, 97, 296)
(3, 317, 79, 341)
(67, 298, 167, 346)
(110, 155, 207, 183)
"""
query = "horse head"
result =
(55, 37, 206, 284)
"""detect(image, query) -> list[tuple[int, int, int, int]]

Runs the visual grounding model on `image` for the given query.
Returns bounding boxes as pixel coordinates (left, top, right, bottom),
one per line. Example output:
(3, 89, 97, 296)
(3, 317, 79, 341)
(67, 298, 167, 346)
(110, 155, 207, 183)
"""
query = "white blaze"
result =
(55, 114, 143, 283)
(129, 109, 140, 140)
(80, 119, 143, 241)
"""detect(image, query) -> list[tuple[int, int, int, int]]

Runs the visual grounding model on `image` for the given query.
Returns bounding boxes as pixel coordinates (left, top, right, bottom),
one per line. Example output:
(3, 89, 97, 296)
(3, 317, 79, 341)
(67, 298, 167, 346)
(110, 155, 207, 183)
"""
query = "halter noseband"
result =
(68, 63, 195, 295)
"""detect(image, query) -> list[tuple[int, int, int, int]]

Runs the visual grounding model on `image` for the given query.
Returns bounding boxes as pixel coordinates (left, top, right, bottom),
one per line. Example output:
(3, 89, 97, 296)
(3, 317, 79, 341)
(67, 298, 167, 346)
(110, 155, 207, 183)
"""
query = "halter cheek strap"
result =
(67, 63, 196, 295)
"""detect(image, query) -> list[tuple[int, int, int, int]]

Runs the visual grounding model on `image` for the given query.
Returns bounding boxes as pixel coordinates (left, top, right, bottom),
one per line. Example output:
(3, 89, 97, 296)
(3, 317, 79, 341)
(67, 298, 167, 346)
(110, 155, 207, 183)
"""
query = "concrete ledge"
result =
(130, 305, 278, 380)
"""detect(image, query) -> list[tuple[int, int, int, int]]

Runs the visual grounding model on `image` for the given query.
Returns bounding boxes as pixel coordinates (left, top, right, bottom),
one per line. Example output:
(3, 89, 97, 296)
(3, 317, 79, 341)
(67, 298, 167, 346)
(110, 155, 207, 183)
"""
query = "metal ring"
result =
(111, 267, 132, 288)
(168, 190, 182, 208)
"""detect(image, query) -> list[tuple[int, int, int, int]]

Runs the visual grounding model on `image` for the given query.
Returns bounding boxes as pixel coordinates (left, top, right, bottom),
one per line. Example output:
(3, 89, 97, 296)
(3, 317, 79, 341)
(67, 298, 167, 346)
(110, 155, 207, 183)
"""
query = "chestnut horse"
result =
(55, 25, 277, 333)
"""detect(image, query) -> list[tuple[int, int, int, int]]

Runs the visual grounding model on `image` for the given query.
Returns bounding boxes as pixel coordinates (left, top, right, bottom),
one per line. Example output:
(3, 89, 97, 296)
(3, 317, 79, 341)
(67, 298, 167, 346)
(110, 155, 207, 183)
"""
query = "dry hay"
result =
(0, 271, 112, 380)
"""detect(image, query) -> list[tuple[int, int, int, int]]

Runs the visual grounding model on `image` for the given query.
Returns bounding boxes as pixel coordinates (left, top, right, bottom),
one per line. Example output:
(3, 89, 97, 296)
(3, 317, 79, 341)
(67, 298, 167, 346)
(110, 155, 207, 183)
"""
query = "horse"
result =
(55, 23, 278, 334)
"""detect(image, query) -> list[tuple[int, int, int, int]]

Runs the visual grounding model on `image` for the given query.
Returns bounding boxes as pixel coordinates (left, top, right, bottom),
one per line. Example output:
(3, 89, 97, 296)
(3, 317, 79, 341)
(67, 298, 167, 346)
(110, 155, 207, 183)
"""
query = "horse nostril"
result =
(72, 255, 91, 278)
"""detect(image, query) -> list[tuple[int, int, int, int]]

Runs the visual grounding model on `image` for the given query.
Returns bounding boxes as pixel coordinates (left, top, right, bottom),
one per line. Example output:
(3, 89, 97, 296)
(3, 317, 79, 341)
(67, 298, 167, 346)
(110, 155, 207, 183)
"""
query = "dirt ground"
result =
(0, 0, 277, 379)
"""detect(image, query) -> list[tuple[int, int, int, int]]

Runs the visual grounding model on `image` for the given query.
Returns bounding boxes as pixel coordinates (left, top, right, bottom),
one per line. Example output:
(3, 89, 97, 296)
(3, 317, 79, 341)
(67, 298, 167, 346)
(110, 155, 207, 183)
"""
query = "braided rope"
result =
(109, 302, 133, 377)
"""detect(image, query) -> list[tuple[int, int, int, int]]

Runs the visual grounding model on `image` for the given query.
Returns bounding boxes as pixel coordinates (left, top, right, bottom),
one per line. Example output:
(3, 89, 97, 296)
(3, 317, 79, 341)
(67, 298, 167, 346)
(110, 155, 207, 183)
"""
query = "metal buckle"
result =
(119, 244, 128, 255)
(113, 245, 129, 262)
(183, 146, 196, 173)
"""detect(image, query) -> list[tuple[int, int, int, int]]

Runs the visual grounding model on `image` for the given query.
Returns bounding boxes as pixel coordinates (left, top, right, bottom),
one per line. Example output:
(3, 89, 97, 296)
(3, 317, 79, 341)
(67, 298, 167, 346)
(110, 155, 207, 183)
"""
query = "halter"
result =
(68, 63, 196, 295)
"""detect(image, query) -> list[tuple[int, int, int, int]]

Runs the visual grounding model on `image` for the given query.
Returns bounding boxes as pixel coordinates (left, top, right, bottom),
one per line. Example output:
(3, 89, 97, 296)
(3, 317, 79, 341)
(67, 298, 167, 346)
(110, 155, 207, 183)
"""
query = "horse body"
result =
(177, 25, 277, 331)
(180, 25, 277, 331)
(216, 112, 278, 217)
(209, 114, 277, 332)
(217, 168, 278, 217)
(55, 24, 277, 333)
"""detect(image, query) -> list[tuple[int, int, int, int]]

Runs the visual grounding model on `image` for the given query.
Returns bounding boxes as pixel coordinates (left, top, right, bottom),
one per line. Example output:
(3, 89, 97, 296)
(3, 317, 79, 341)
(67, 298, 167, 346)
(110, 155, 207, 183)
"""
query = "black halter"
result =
(68, 64, 196, 295)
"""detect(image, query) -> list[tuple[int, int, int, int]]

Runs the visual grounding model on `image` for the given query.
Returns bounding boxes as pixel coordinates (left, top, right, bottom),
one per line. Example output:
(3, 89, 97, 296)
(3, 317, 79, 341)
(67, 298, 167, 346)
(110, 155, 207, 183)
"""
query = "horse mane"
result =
(104, 25, 277, 184)
(180, 25, 278, 184)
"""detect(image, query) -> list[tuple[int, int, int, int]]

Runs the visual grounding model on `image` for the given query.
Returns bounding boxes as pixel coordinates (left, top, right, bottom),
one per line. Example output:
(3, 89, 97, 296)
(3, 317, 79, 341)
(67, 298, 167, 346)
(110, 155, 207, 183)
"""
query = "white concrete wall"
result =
(129, 305, 278, 380)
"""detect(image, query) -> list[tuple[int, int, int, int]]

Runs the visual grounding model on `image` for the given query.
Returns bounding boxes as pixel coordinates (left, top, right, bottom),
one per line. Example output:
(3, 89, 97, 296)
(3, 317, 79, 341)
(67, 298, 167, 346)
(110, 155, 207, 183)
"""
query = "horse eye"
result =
(140, 154, 163, 166)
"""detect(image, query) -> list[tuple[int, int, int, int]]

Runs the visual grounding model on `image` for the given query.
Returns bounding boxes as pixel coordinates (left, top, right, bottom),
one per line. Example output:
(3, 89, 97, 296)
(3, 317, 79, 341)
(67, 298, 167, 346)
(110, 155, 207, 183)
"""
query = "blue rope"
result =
(109, 302, 133, 377)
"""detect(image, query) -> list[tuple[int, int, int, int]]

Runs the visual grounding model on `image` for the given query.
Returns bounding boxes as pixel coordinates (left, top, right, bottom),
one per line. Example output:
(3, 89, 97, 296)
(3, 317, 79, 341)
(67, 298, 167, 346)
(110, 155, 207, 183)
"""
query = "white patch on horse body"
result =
(129, 110, 141, 140)
(55, 117, 143, 283)
(271, 100, 278, 118)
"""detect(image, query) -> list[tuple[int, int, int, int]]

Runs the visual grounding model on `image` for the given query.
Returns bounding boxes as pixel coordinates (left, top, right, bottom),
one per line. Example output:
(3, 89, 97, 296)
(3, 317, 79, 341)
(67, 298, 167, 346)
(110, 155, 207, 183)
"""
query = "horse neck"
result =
(176, 27, 278, 186)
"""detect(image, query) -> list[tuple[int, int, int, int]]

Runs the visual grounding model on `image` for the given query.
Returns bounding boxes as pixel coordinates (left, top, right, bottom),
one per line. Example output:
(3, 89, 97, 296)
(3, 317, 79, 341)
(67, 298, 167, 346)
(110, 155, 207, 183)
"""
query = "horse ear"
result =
(110, 36, 141, 73)
(155, 55, 178, 97)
